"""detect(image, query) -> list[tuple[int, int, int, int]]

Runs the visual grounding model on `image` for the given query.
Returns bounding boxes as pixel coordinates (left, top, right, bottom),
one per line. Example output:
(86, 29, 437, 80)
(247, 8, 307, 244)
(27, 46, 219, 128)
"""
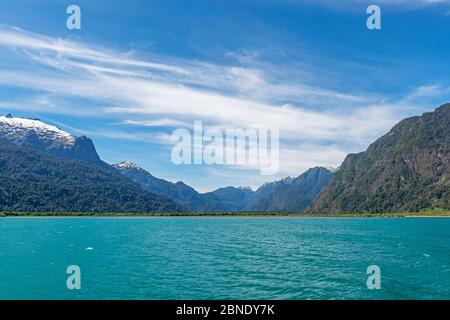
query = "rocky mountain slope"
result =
(247, 167, 334, 212)
(308, 104, 450, 213)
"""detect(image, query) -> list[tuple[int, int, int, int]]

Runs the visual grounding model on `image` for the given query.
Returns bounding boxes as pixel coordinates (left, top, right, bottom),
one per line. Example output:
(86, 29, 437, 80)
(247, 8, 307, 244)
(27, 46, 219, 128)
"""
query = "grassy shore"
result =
(1, 209, 450, 218)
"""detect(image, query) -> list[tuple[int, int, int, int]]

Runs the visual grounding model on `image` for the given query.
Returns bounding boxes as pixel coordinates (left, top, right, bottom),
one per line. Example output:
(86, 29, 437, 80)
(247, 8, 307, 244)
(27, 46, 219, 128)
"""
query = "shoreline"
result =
(1, 212, 450, 218)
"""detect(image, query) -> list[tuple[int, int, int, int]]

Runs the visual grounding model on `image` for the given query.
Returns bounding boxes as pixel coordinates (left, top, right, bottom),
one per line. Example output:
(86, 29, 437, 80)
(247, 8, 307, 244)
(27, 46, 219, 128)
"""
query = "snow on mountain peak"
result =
(113, 161, 141, 170)
(0, 114, 76, 145)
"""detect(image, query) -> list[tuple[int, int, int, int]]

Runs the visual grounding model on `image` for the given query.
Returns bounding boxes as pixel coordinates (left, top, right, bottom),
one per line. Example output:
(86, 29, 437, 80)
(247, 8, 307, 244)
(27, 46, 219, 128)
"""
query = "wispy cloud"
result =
(0, 25, 442, 188)
(0, 27, 390, 135)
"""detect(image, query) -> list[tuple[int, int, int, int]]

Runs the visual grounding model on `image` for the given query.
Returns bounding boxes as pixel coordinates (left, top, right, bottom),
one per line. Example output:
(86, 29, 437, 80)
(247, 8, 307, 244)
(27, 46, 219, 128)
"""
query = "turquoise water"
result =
(0, 217, 449, 300)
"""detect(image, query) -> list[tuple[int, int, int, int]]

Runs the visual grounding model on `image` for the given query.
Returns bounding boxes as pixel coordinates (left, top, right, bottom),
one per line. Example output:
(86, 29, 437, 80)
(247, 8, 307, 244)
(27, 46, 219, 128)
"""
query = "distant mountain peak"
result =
(436, 102, 450, 112)
(113, 161, 141, 170)
(282, 176, 294, 183)
(245, 167, 334, 213)
(258, 176, 293, 191)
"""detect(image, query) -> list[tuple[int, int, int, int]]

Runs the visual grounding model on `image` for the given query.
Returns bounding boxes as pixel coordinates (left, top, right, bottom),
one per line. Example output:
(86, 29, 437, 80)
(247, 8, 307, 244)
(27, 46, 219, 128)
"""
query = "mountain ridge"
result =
(0, 138, 185, 213)
(114, 161, 333, 213)
(308, 103, 450, 213)
(0, 114, 106, 166)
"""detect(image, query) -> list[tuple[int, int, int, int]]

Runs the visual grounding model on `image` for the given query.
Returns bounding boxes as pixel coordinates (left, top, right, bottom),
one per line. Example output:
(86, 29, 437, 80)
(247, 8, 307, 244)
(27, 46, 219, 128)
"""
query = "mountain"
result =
(204, 186, 254, 211)
(207, 167, 333, 212)
(0, 114, 105, 165)
(0, 139, 184, 213)
(113, 161, 224, 212)
(309, 104, 450, 213)
(244, 177, 295, 210)
(246, 167, 334, 212)
(115, 161, 333, 213)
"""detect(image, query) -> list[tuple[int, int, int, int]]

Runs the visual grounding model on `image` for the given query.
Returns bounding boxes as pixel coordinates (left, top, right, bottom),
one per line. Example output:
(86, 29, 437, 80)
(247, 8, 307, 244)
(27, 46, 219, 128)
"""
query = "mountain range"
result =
(0, 115, 185, 213)
(0, 114, 333, 213)
(114, 162, 333, 212)
(0, 103, 449, 214)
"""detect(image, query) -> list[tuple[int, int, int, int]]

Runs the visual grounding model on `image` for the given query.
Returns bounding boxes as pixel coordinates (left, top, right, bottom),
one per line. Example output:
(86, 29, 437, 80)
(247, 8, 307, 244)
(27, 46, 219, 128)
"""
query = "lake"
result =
(0, 217, 449, 299)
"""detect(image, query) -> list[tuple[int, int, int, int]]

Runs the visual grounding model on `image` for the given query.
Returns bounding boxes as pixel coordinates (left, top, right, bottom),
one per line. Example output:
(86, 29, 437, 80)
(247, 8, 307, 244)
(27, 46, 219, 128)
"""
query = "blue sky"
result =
(1, 0, 450, 191)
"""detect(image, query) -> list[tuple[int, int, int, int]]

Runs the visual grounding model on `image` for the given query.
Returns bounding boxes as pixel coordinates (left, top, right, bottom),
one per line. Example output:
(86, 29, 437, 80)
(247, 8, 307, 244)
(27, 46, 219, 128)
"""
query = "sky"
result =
(0, 0, 450, 192)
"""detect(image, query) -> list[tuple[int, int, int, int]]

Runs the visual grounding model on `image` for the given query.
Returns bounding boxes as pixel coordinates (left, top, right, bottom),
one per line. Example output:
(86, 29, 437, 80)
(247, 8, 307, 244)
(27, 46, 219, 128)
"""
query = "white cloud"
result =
(0, 27, 393, 141)
(0, 26, 437, 188)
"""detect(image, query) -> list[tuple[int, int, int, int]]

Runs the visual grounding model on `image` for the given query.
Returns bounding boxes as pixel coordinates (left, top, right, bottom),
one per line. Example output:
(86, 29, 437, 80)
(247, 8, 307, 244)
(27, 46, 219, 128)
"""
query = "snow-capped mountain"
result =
(325, 166, 339, 173)
(113, 161, 141, 170)
(0, 114, 103, 165)
(257, 176, 294, 192)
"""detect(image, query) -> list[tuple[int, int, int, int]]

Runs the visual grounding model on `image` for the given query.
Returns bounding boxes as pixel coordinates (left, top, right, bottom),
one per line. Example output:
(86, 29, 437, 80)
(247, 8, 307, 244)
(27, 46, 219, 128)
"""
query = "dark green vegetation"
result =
(2, 208, 449, 218)
(0, 139, 184, 213)
(115, 164, 333, 213)
(309, 104, 450, 213)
